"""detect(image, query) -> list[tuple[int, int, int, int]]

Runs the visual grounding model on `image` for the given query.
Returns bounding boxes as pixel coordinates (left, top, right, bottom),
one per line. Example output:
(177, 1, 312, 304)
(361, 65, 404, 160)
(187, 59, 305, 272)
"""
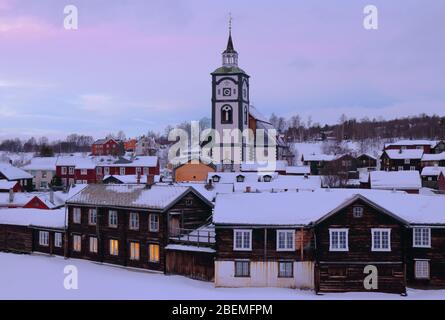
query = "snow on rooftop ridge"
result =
(422, 152, 445, 162)
(421, 166, 445, 177)
(0, 164, 33, 180)
(370, 170, 421, 190)
(0, 208, 66, 228)
(384, 149, 424, 159)
(214, 189, 445, 226)
(385, 140, 439, 148)
(22, 157, 58, 171)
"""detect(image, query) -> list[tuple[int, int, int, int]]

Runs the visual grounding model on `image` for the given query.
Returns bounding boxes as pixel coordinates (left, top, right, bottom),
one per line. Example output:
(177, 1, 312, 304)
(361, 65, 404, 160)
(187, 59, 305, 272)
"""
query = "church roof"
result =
(223, 33, 236, 54)
(211, 66, 247, 75)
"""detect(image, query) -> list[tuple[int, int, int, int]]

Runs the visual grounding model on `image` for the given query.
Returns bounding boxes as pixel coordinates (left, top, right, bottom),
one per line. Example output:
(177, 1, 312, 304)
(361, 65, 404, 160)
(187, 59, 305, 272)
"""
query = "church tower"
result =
(211, 20, 250, 170)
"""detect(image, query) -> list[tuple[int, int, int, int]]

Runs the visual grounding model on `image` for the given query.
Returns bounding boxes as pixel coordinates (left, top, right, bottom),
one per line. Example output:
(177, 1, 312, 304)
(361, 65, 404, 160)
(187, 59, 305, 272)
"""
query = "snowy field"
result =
(1, 252, 444, 300)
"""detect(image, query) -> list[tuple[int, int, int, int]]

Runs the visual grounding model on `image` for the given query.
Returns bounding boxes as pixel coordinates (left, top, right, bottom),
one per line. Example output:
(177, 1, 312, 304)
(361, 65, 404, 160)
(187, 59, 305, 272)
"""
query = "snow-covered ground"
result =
(1, 252, 444, 300)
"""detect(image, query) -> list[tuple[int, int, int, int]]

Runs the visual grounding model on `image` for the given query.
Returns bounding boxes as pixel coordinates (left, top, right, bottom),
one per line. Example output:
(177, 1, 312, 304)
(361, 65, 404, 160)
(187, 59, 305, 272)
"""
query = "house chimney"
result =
(146, 174, 155, 189)
(245, 186, 251, 193)
(50, 189, 54, 204)
(9, 189, 14, 203)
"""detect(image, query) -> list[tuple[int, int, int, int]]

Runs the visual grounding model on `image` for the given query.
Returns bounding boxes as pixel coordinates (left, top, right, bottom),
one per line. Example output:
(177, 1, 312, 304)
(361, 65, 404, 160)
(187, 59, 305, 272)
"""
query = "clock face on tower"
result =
(222, 88, 231, 96)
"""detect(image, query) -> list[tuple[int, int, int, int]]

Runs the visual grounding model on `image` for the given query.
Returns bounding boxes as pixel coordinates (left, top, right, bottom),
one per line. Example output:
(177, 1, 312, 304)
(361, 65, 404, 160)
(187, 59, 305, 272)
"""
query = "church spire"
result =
(222, 13, 238, 67)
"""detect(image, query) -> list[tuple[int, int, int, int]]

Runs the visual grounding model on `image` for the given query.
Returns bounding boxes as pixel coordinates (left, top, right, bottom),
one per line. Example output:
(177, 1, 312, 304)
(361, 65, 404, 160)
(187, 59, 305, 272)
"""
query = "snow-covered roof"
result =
(0, 192, 30, 206)
(56, 156, 96, 169)
(421, 166, 445, 177)
(22, 157, 58, 171)
(285, 166, 310, 175)
(208, 172, 278, 184)
(0, 164, 33, 180)
(422, 152, 445, 162)
(214, 189, 445, 226)
(357, 153, 377, 160)
(233, 175, 321, 192)
(0, 191, 64, 209)
(112, 156, 158, 168)
(0, 208, 66, 229)
(164, 244, 215, 253)
(302, 153, 337, 162)
(240, 160, 288, 172)
(0, 180, 18, 190)
(384, 149, 424, 160)
(248, 105, 270, 124)
(67, 184, 211, 210)
(103, 175, 161, 184)
(385, 140, 438, 148)
(370, 171, 422, 190)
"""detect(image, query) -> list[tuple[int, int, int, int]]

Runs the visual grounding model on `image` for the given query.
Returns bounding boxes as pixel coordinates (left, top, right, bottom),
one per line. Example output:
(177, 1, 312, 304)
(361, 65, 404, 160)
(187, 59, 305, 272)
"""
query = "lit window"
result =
(89, 237, 98, 253)
(415, 260, 430, 279)
(372, 228, 391, 251)
(233, 229, 252, 251)
(234, 261, 250, 277)
(413, 228, 431, 248)
(109, 210, 118, 227)
(129, 212, 139, 230)
(130, 242, 140, 261)
(276, 230, 295, 251)
(54, 233, 62, 248)
(73, 235, 81, 252)
(149, 244, 160, 262)
(353, 206, 364, 218)
(329, 229, 349, 251)
(149, 214, 159, 232)
(39, 231, 49, 246)
(278, 262, 293, 278)
(109, 239, 119, 256)
(73, 208, 81, 224)
(88, 209, 97, 225)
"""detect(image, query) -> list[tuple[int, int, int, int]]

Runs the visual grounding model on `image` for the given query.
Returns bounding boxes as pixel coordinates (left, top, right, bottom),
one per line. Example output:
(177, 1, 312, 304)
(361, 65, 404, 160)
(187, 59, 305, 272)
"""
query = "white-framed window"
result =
(104, 167, 110, 175)
(42, 171, 47, 178)
(149, 214, 159, 232)
(62, 178, 67, 186)
(233, 229, 252, 251)
(276, 230, 295, 251)
(61, 167, 67, 175)
(130, 242, 140, 261)
(278, 261, 293, 278)
(410, 166, 416, 171)
(398, 166, 404, 171)
(371, 228, 391, 251)
(329, 229, 349, 251)
(54, 233, 62, 248)
(136, 167, 142, 175)
(129, 212, 139, 230)
(73, 207, 81, 224)
(120, 167, 125, 175)
(39, 231, 49, 246)
(80, 169, 87, 175)
(69, 178, 74, 186)
(149, 244, 160, 262)
(82, 180, 87, 184)
(109, 210, 118, 227)
(234, 260, 250, 277)
(89, 236, 98, 253)
(143, 167, 149, 175)
(109, 239, 119, 256)
(40, 181, 48, 189)
(96, 167, 102, 175)
(69, 167, 75, 175)
(413, 227, 431, 248)
(404, 159, 410, 164)
(88, 208, 97, 225)
(353, 206, 364, 218)
(73, 235, 81, 252)
(415, 260, 430, 279)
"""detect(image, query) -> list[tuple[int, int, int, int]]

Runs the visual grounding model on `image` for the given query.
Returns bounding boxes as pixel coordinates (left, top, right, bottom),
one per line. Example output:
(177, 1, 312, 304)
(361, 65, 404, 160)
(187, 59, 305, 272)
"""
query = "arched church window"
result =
(221, 105, 233, 124)
(244, 106, 248, 125)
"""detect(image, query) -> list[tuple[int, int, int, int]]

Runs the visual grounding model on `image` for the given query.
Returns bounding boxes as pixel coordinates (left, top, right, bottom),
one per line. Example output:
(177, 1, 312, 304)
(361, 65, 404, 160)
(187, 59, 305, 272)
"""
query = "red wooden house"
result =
(91, 138, 122, 156)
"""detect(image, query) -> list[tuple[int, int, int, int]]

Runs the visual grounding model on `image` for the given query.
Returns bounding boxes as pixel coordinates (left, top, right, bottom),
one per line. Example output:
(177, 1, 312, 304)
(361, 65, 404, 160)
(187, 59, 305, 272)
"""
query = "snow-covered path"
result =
(0, 252, 444, 300)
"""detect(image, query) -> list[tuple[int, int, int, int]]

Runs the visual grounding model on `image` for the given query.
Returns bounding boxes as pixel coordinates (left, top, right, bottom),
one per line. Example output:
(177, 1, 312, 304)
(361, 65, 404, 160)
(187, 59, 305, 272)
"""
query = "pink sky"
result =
(0, 0, 444, 140)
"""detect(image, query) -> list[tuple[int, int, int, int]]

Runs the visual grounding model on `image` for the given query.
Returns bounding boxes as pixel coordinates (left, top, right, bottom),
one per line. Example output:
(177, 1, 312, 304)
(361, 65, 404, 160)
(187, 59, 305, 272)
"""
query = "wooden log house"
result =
(65, 182, 214, 274)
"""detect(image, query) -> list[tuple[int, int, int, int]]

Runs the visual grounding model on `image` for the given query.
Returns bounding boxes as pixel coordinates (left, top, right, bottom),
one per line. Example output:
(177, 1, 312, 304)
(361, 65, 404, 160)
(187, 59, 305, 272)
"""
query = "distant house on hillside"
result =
(380, 149, 423, 172)
(421, 166, 445, 190)
(384, 140, 445, 154)
(356, 153, 377, 169)
(91, 138, 123, 156)
(421, 152, 445, 167)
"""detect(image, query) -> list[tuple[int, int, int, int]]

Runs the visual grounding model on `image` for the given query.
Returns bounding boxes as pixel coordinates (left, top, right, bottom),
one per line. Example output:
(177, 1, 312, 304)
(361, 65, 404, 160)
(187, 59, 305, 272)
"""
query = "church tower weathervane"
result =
(222, 13, 238, 68)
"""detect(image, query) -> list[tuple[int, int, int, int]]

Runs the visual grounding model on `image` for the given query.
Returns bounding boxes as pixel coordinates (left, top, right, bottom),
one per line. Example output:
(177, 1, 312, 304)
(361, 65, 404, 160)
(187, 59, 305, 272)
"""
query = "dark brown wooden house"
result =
(357, 154, 377, 169)
(313, 195, 408, 294)
(65, 183, 214, 274)
(380, 149, 423, 172)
